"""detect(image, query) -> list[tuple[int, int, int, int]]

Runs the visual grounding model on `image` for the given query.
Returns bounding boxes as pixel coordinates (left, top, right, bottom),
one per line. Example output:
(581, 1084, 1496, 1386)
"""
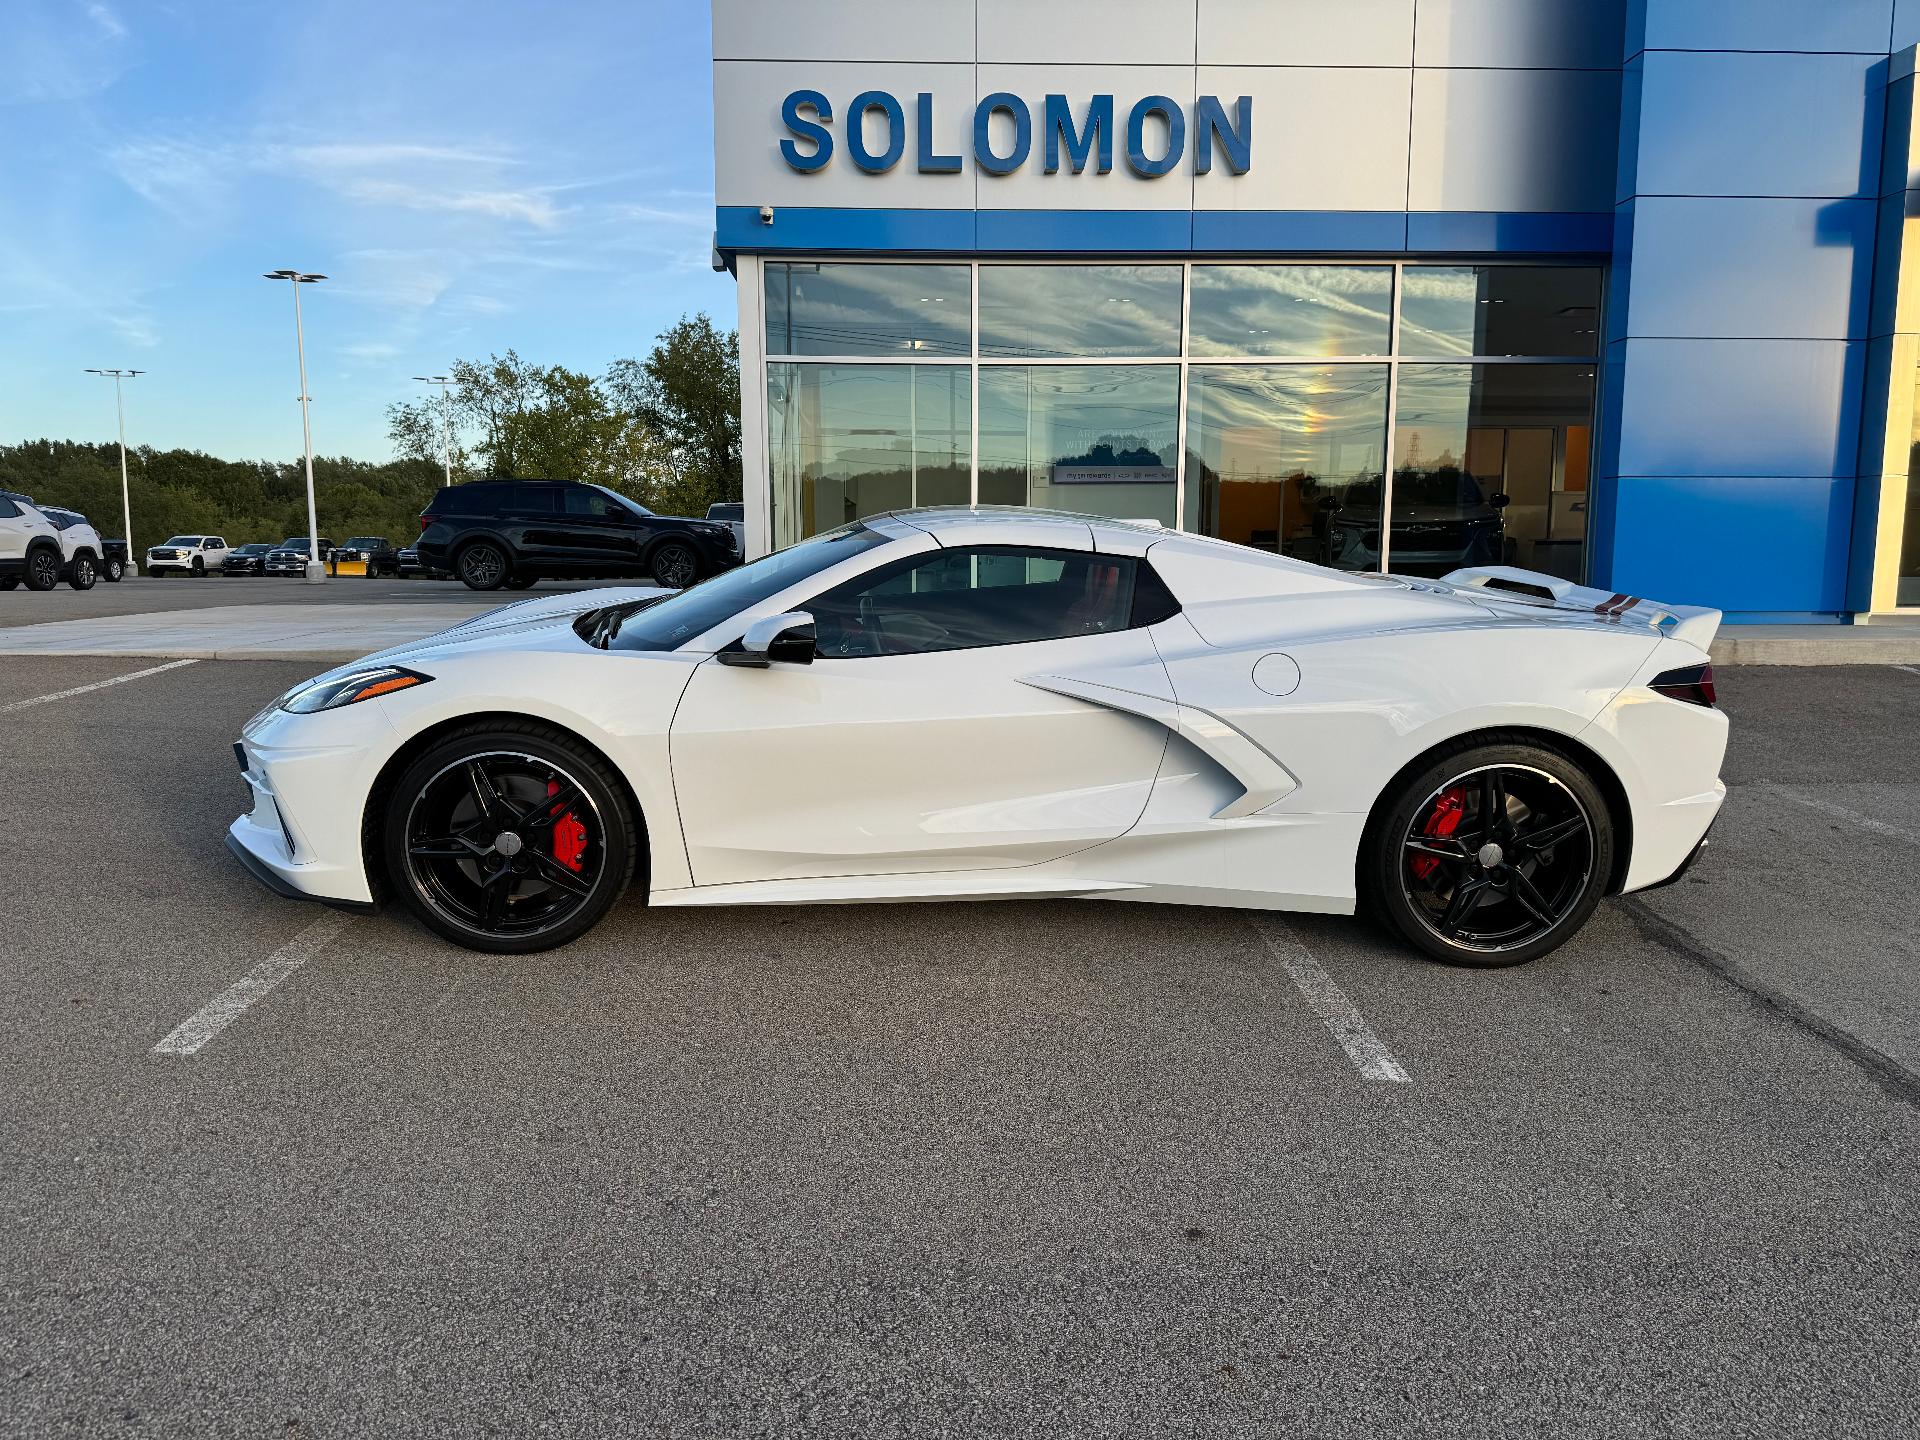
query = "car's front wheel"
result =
(383, 722, 639, 954)
(1362, 741, 1613, 968)
(68, 554, 96, 590)
(24, 549, 60, 591)
(649, 540, 698, 588)
(456, 542, 510, 591)
(191, 557, 205, 577)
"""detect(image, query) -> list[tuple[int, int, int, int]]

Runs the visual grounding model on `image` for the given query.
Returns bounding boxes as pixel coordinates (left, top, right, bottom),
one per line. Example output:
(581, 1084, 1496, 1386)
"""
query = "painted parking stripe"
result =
(0, 658, 199, 714)
(1253, 920, 1411, 1084)
(1757, 782, 1920, 848)
(153, 914, 349, 1056)
(1896, 664, 1920, 678)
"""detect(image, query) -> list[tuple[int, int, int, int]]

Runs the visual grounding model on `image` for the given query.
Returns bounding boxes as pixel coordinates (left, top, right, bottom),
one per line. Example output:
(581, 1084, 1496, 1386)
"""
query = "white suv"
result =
(0, 491, 101, 591)
(147, 534, 230, 577)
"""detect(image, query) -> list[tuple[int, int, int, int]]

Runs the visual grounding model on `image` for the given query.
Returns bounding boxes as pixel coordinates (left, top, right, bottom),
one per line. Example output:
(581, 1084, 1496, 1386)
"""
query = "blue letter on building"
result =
(917, 92, 961, 173)
(780, 90, 833, 172)
(1044, 94, 1113, 174)
(847, 90, 905, 173)
(973, 92, 1032, 176)
(1125, 95, 1185, 178)
(1193, 95, 1252, 175)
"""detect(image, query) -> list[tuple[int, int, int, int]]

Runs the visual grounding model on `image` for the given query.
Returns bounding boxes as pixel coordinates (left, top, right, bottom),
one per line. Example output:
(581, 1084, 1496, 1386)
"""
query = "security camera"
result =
(759, 205, 774, 225)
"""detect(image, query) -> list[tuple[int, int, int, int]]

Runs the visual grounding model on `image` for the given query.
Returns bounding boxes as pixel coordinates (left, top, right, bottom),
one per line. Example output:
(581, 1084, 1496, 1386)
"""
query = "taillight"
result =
(418, 513, 431, 532)
(1650, 663, 1717, 708)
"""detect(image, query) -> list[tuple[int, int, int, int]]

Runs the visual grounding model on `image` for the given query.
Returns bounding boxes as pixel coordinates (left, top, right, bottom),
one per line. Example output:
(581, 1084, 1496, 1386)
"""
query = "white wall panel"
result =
(972, 65, 1198, 210)
(713, 0, 977, 63)
(1197, 0, 1414, 67)
(1414, 0, 1626, 69)
(713, 61, 978, 209)
(978, 0, 1195, 64)
(1194, 67, 1413, 211)
(1409, 68, 1620, 212)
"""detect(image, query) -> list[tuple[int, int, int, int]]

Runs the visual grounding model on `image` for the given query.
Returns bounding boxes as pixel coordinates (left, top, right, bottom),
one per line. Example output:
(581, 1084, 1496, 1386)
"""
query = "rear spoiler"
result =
(1441, 565, 1722, 651)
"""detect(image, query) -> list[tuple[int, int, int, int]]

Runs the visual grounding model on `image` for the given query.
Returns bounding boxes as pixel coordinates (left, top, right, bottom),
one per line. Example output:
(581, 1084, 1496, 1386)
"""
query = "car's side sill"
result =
(651, 872, 1147, 908)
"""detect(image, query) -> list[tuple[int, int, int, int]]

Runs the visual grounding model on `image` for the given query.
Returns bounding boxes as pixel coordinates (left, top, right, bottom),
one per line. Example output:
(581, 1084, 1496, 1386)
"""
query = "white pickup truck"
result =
(147, 534, 231, 577)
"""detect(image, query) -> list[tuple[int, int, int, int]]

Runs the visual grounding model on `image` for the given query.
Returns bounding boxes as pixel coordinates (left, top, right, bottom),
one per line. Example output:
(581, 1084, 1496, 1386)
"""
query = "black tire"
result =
(382, 720, 639, 954)
(191, 557, 205, 577)
(504, 573, 539, 590)
(24, 548, 60, 591)
(67, 554, 97, 591)
(1361, 740, 1614, 969)
(456, 541, 510, 591)
(649, 539, 698, 588)
(102, 556, 124, 582)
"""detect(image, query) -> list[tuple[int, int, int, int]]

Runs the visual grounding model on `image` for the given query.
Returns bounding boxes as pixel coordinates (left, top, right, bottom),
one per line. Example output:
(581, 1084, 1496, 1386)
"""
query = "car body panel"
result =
(227, 507, 1726, 927)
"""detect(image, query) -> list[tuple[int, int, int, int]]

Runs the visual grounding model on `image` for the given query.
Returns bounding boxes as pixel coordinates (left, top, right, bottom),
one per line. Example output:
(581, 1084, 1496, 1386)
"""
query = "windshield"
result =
(591, 484, 653, 519)
(1392, 469, 1488, 509)
(585, 523, 894, 652)
(278, 538, 309, 551)
(346, 537, 384, 547)
(162, 536, 200, 546)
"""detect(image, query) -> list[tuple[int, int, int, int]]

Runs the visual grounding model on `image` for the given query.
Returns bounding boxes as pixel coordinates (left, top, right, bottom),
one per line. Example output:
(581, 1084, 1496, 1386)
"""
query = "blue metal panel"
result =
(1605, 203, 1635, 345)
(1405, 211, 1613, 253)
(1608, 475, 1856, 614)
(1614, 56, 1642, 202)
(1191, 210, 1408, 252)
(1899, 0, 1920, 50)
(1619, 197, 1876, 340)
(977, 209, 1194, 251)
(1612, 338, 1865, 479)
(1639, 0, 1893, 55)
(1634, 51, 1885, 199)
(716, 206, 977, 252)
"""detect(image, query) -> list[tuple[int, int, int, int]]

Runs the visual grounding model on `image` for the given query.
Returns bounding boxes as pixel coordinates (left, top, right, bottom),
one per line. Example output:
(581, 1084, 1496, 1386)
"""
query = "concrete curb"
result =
(1710, 628, 1920, 667)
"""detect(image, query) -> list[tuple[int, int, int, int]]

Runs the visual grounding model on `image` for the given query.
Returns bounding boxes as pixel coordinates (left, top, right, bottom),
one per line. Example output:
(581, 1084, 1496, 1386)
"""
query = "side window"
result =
(211, 538, 226, 549)
(0, 498, 19, 519)
(563, 487, 622, 518)
(512, 487, 558, 516)
(806, 546, 1140, 658)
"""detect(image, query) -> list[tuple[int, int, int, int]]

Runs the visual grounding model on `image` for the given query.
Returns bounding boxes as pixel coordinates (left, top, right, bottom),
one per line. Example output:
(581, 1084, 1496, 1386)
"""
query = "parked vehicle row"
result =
(0, 491, 120, 589)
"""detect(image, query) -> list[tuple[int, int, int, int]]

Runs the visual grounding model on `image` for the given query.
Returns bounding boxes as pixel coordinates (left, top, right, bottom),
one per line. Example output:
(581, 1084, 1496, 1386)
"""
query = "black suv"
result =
(416, 479, 740, 591)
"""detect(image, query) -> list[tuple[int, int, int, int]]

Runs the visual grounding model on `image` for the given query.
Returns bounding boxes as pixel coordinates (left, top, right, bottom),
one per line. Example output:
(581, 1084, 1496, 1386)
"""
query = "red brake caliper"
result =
(1410, 788, 1467, 882)
(546, 780, 588, 872)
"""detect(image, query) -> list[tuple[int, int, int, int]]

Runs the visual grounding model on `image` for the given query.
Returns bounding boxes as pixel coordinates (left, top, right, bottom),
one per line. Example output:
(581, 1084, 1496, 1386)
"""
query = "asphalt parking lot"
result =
(3, 641, 1919, 1435)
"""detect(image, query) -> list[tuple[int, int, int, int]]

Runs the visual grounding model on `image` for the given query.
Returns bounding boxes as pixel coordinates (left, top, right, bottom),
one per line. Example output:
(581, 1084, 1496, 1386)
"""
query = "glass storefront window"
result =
(1184, 365, 1390, 570)
(1391, 364, 1598, 579)
(1399, 267, 1602, 358)
(979, 365, 1180, 525)
(765, 262, 971, 357)
(767, 363, 971, 548)
(1189, 266, 1393, 358)
(978, 265, 1182, 358)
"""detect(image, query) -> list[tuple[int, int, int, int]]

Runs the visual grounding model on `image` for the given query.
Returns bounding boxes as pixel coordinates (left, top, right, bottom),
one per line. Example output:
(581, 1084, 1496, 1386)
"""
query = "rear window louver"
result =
(1479, 577, 1557, 602)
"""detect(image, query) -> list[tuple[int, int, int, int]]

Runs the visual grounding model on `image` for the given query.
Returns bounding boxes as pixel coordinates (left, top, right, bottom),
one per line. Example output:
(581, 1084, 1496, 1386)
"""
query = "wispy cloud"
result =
(84, 3, 126, 42)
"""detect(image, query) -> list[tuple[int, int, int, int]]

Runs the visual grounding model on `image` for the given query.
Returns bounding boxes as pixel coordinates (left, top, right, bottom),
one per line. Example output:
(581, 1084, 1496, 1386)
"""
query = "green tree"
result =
(605, 313, 742, 511)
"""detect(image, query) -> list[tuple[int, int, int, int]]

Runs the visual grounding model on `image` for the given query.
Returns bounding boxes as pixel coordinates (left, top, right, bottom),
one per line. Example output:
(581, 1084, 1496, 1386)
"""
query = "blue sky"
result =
(0, 0, 732, 460)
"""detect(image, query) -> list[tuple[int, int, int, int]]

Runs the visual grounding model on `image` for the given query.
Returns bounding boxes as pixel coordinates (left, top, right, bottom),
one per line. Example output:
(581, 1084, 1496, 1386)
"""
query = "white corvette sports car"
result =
(229, 506, 1727, 966)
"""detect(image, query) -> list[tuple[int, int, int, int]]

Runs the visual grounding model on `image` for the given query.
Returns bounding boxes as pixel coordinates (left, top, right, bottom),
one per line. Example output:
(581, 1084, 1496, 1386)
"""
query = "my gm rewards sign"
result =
(777, 90, 1252, 178)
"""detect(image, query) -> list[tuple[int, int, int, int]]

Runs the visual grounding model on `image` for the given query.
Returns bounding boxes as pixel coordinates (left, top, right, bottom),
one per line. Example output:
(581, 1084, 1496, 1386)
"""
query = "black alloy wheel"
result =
(384, 724, 637, 953)
(191, 557, 205, 577)
(457, 541, 509, 591)
(24, 549, 60, 591)
(1365, 743, 1612, 968)
(649, 540, 698, 588)
(67, 554, 96, 590)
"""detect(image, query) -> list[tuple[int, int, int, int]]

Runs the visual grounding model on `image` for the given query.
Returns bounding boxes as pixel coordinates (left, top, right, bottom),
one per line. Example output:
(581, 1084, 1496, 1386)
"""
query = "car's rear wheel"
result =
(384, 723, 638, 954)
(102, 556, 124, 582)
(24, 549, 60, 591)
(1362, 741, 1613, 968)
(649, 540, 698, 588)
(456, 542, 509, 591)
(67, 554, 96, 590)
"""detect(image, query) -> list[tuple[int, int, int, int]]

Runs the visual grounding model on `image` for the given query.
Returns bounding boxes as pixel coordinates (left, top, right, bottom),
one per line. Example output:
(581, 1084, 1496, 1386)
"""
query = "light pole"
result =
(264, 269, 328, 583)
(83, 367, 143, 574)
(413, 375, 456, 486)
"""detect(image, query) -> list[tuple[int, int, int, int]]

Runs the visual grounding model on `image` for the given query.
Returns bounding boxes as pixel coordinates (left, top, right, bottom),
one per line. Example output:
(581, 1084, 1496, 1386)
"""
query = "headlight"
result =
(280, 666, 432, 714)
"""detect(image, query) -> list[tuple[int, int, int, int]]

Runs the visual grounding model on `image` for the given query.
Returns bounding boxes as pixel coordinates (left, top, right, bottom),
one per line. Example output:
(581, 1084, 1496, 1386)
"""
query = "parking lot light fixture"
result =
(413, 375, 456, 487)
(83, 368, 144, 574)
(264, 269, 328, 583)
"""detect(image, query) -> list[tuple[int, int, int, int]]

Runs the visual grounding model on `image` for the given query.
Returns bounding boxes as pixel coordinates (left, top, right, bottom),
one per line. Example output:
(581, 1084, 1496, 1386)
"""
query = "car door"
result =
(669, 544, 1176, 886)
(0, 496, 27, 562)
(206, 537, 229, 569)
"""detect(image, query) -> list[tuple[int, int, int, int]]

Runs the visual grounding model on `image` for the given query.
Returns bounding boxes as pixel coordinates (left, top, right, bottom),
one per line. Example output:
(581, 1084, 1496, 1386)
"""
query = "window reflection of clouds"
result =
(1189, 266, 1392, 358)
(979, 266, 1182, 358)
(1187, 365, 1388, 477)
(766, 262, 971, 356)
(1398, 267, 1601, 358)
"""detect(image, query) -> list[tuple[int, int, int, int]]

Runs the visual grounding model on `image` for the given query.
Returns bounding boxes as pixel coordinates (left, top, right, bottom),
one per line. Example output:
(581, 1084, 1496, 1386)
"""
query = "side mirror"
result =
(1490, 492, 1512, 509)
(719, 610, 816, 668)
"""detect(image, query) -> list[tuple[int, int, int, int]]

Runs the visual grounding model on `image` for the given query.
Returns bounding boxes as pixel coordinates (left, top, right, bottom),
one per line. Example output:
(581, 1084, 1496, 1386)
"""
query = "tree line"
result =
(0, 313, 743, 549)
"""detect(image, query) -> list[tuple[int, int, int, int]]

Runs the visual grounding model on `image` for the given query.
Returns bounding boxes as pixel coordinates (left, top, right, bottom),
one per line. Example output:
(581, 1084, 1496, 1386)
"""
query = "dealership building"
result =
(710, 0, 1920, 623)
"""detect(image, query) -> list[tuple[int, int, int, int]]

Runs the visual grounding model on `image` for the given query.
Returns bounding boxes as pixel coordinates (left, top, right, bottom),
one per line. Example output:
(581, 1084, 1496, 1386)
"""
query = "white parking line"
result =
(153, 914, 349, 1056)
(0, 657, 199, 713)
(1757, 782, 1920, 847)
(1896, 664, 1920, 679)
(1253, 920, 1411, 1084)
